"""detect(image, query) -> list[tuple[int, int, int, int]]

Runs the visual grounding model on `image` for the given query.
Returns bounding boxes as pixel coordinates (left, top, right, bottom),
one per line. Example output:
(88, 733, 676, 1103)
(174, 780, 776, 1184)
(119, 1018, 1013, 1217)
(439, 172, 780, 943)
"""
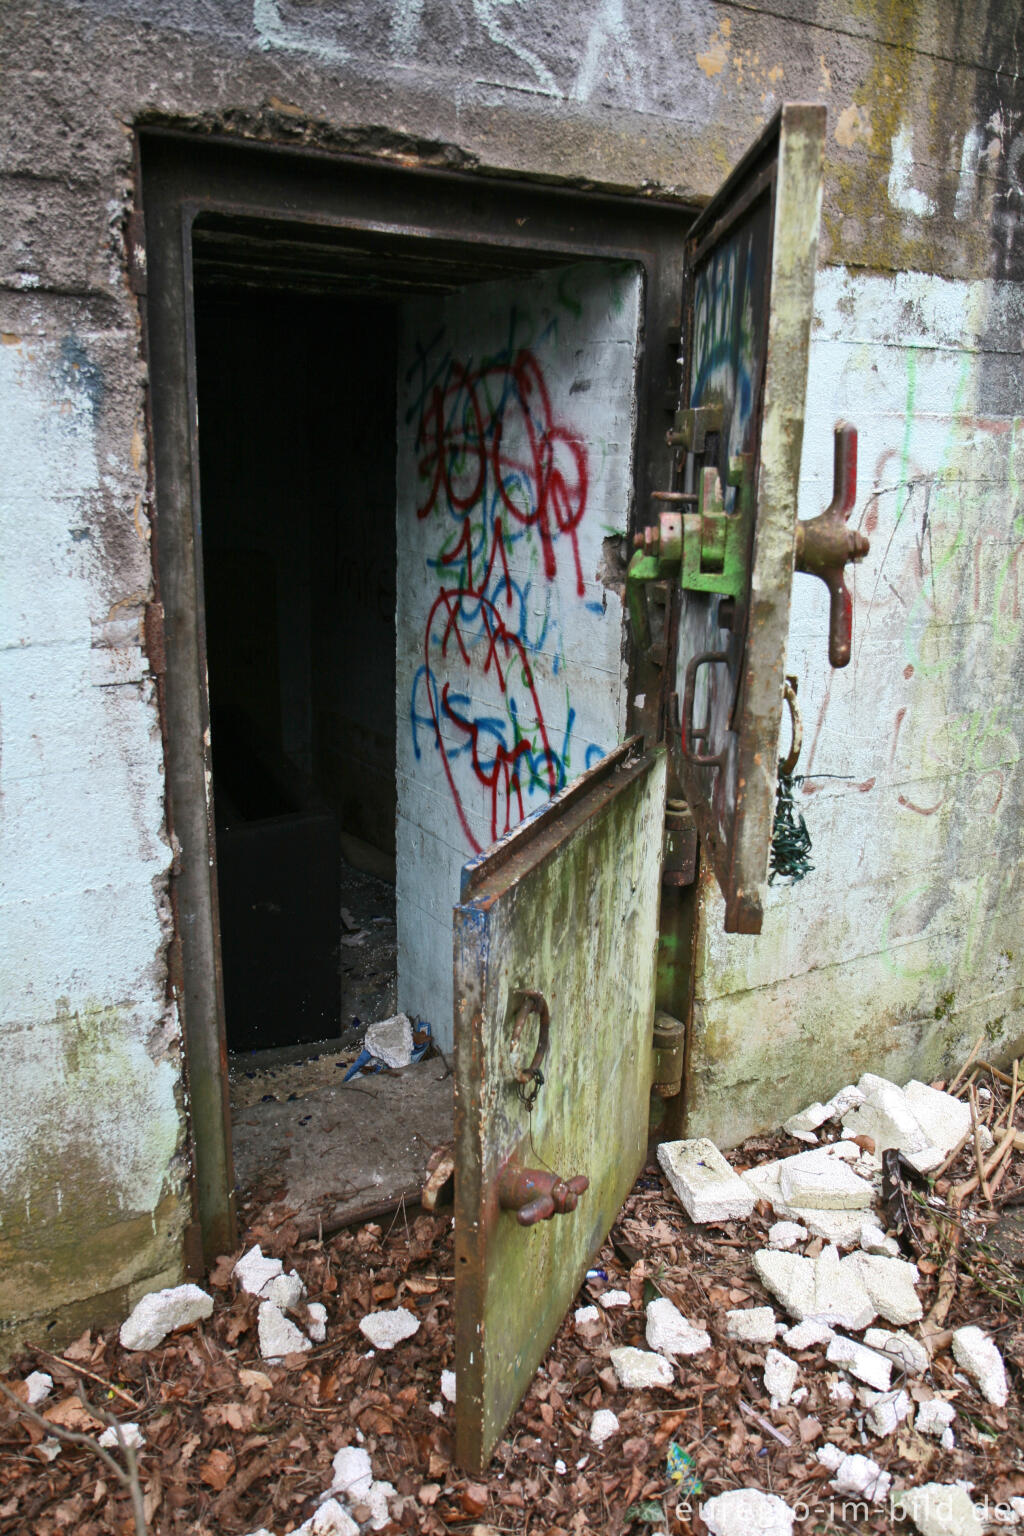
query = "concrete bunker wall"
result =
(0, 0, 1022, 1343)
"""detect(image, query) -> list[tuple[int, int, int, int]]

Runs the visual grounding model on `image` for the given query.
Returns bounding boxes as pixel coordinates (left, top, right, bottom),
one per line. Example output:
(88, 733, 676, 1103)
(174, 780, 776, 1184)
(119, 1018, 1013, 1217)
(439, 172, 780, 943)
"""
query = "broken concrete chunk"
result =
(24, 1372, 53, 1406)
(657, 1138, 755, 1223)
(828, 1377, 855, 1406)
(358, 1308, 420, 1351)
(778, 1148, 874, 1211)
(441, 1369, 456, 1403)
(609, 1347, 674, 1389)
(863, 1387, 912, 1436)
(741, 1160, 865, 1247)
(842, 1073, 933, 1156)
(98, 1422, 145, 1450)
(903, 1080, 972, 1156)
(753, 1245, 875, 1331)
(363, 1480, 398, 1531)
(893, 1483, 984, 1536)
(120, 1284, 214, 1351)
(266, 1269, 305, 1314)
(574, 1305, 600, 1326)
(598, 1289, 631, 1309)
(860, 1220, 900, 1257)
(234, 1244, 284, 1298)
(863, 1328, 929, 1377)
(816, 1442, 892, 1503)
(823, 1084, 866, 1121)
(916, 1399, 956, 1438)
(645, 1297, 711, 1357)
(295, 1499, 360, 1536)
(258, 1300, 312, 1362)
(701, 1488, 795, 1536)
(589, 1408, 619, 1446)
(844, 1251, 922, 1325)
(306, 1302, 328, 1343)
(768, 1221, 807, 1250)
(331, 1446, 373, 1501)
(783, 1102, 831, 1137)
(725, 1306, 778, 1344)
(764, 1348, 798, 1407)
(951, 1325, 1008, 1406)
(365, 1013, 414, 1069)
(782, 1319, 833, 1350)
(826, 1333, 893, 1391)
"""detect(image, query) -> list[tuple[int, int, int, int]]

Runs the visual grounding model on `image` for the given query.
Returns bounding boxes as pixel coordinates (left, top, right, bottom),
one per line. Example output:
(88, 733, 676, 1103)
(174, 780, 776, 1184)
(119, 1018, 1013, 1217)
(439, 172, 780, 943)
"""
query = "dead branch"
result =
(34, 1347, 143, 1411)
(949, 1035, 985, 1094)
(969, 1084, 992, 1204)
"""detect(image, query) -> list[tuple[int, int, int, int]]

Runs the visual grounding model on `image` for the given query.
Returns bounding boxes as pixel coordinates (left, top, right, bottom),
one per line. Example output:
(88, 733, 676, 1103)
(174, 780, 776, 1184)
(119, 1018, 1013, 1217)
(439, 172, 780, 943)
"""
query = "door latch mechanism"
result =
(500, 990, 590, 1224)
(794, 422, 868, 667)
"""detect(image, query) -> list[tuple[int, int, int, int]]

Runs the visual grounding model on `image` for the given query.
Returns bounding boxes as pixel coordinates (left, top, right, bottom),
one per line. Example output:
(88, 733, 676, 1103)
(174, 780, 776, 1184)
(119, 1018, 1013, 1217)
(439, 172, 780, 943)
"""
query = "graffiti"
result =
(407, 329, 596, 854)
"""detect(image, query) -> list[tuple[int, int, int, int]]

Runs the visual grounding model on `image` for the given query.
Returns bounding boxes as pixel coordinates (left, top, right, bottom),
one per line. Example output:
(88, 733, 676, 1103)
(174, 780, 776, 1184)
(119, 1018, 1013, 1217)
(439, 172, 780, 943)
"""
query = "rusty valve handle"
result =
(497, 1167, 590, 1227)
(794, 423, 871, 668)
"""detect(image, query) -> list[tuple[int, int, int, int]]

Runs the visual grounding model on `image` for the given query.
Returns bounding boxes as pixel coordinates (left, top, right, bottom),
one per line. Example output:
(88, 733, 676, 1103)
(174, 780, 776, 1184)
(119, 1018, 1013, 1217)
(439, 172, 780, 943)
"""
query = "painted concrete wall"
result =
(395, 264, 641, 1044)
(1, 0, 1022, 1336)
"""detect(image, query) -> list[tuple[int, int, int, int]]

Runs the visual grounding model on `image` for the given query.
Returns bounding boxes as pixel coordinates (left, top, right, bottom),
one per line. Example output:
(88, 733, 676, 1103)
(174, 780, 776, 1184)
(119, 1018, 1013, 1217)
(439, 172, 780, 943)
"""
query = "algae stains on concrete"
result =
(0, 1001, 186, 1326)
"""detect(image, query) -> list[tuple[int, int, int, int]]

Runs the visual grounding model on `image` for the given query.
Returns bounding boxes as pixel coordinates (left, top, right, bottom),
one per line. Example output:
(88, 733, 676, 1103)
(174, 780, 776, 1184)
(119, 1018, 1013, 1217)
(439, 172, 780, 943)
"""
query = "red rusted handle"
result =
(794, 424, 870, 668)
(497, 1167, 590, 1227)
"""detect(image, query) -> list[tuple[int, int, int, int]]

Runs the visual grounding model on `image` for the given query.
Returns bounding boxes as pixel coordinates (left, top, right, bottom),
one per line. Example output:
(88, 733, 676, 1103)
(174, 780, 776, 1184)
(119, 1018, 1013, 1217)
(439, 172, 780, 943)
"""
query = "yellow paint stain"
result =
(720, 16, 731, 35)
(1, 333, 21, 347)
(130, 421, 144, 471)
(766, 64, 783, 84)
(835, 103, 872, 147)
(819, 53, 832, 92)
(267, 95, 304, 117)
(697, 21, 729, 79)
(132, 493, 144, 540)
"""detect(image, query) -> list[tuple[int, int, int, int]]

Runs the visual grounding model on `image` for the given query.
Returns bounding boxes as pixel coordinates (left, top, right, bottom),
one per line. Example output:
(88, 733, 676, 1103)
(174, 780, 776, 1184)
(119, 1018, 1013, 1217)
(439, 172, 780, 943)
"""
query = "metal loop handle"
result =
(682, 651, 730, 770)
(779, 676, 803, 777)
(510, 991, 550, 1105)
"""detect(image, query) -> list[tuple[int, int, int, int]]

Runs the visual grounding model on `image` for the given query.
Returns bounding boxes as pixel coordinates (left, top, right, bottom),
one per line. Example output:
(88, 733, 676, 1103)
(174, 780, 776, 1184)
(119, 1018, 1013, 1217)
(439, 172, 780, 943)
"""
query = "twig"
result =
(949, 1035, 985, 1094)
(933, 1128, 971, 1178)
(34, 1348, 143, 1411)
(969, 1085, 992, 1204)
(0, 1379, 147, 1535)
(737, 1398, 791, 1446)
(997, 1058, 1021, 1132)
(978, 1059, 1015, 1089)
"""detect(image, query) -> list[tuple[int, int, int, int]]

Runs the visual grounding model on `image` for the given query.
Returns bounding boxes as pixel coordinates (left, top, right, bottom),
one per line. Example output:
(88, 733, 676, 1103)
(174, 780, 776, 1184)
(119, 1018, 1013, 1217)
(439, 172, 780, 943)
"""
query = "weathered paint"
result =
(0, 332, 186, 1351)
(453, 744, 666, 1469)
(395, 263, 641, 1046)
(684, 264, 1024, 1146)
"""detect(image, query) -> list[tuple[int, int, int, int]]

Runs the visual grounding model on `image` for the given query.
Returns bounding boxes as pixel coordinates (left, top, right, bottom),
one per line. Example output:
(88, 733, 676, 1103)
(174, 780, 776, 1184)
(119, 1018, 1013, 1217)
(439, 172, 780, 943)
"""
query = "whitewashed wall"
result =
(394, 263, 642, 1045)
(0, 329, 185, 1338)
(687, 265, 1024, 1144)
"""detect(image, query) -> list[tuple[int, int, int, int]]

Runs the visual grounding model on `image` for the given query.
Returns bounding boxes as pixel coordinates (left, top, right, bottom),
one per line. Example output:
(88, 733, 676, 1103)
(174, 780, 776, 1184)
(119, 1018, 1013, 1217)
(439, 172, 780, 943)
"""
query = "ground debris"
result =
(4, 1059, 1024, 1534)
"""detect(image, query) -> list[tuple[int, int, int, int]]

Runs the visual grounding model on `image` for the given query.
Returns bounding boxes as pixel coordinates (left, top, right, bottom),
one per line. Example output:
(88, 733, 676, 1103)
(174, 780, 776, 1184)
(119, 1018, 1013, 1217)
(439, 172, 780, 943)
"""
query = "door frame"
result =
(137, 126, 695, 1265)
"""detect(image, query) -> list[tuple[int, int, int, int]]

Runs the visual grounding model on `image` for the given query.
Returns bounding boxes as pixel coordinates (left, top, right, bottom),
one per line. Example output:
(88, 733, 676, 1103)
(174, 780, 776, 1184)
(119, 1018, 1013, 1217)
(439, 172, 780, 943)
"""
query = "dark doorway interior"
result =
(194, 285, 398, 1050)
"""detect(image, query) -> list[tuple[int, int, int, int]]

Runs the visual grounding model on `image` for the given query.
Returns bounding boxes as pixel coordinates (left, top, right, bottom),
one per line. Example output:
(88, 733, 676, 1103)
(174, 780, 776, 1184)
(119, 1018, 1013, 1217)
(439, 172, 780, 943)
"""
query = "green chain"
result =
(769, 770, 813, 885)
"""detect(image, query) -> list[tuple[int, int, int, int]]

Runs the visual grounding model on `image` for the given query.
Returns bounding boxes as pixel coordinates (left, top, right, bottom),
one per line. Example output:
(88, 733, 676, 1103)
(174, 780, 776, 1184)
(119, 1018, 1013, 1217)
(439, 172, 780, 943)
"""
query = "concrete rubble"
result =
(574, 1305, 600, 1325)
(358, 1308, 420, 1350)
(657, 1137, 755, 1223)
(863, 1327, 929, 1376)
(782, 1319, 833, 1350)
(725, 1305, 778, 1343)
(816, 1442, 892, 1503)
(23, 1371, 52, 1406)
(608, 1347, 674, 1389)
(862, 1386, 912, 1436)
(825, 1333, 893, 1391)
(951, 1325, 1008, 1406)
(777, 1146, 874, 1211)
(441, 1369, 456, 1402)
(364, 1013, 414, 1069)
(119, 1284, 214, 1351)
(893, 1483, 984, 1536)
(645, 1297, 711, 1357)
(98, 1422, 146, 1450)
(763, 1348, 799, 1407)
(597, 1289, 631, 1309)
(701, 1487, 795, 1536)
(258, 1300, 312, 1363)
(234, 1245, 286, 1298)
(768, 1220, 807, 1250)
(753, 1243, 921, 1330)
(589, 1408, 619, 1446)
(307, 1302, 328, 1343)
(916, 1399, 956, 1439)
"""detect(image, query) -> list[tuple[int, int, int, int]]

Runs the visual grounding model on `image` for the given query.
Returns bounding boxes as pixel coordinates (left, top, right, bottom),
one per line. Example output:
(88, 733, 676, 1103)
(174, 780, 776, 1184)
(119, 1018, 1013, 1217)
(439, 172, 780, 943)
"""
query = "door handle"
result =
(497, 1166, 590, 1226)
(794, 423, 870, 667)
(682, 651, 730, 770)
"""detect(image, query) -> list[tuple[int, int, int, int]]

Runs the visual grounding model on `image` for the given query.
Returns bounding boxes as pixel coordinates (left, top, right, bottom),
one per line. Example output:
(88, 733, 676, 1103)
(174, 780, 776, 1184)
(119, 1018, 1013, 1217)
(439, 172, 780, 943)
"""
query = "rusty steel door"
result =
(453, 740, 666, 1469)
(667, 104, 827, 932)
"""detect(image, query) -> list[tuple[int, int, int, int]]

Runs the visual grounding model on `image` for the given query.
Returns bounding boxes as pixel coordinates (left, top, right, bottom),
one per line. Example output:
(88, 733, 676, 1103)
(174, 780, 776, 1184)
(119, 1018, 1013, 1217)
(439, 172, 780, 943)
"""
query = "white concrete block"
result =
(645, 1297, 710, 1357)
(574, 1305, 600, 1325)
(764, 1348, 799, 1407)
(828, 1377, 855, 1406)
(24, 1372, 53, 1406)
(657, 1138, 755, 1223)
(846, 1252, 923, 1325)
(295, 1499, 360, 1536)
(701, 1488, 795, 1536)
(783, 1102, 831, 1136)
(307, 1302, 328, 1343)
(358, 1308, 421, 1351)
(258, 1301, 312, 1362)
(331, 1446, 374, 1501)
(823, 1085, 866, 1121)
(842, 1075, 932, 1156)
(726, 1306, 778, 1344)
(598, 1289, 631, 1309)
(893, 1483, 983, 1536)
(234, 1245, 284, 1298)
(816, 1443, 892, 1503)
(779, 1148, 875, 1211)
(782, 1320, 834, 1350)
(753, 1246, 875, 1330)
(741, 1159, 867, 1247)
(441, 1369, 456, 1402)
(266, 1269, 305, 1314)
(916, 1399, 956, 1438)
(120, 1284, 214, 1351)
(98, 1422, 145, 1450)
(951, 1325, 1008, 1406)
(365, 1013, 414, 1069)
(826, 1334, 893, 1391)
(860, 1221, 900, 1257)
(609, 1347, 674, 1389)
(863, 1328, 929, 1376)
(364, 1480, 397, 1531)
(768, 1221, 807, 1250)
(589, 1408, 619, 1446)
(903, 1081, 972, 1155)
(863, 1387, 912, 1436)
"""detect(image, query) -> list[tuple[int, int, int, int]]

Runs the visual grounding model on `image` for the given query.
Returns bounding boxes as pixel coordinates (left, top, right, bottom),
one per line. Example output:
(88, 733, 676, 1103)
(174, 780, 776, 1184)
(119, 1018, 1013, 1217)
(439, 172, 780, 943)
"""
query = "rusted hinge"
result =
(126, 209, 147, 296)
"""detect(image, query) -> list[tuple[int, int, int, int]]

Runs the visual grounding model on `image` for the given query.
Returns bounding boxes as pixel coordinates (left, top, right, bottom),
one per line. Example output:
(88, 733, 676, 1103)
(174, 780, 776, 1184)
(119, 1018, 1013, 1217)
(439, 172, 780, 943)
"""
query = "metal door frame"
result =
(137, 127, 695, 1264)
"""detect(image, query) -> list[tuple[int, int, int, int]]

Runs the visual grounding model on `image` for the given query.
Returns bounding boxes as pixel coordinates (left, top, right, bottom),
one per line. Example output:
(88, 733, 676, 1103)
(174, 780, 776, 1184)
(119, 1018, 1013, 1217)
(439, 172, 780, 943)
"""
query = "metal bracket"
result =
(680, 455, 753, 598)
(666, 401, 724, 452)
